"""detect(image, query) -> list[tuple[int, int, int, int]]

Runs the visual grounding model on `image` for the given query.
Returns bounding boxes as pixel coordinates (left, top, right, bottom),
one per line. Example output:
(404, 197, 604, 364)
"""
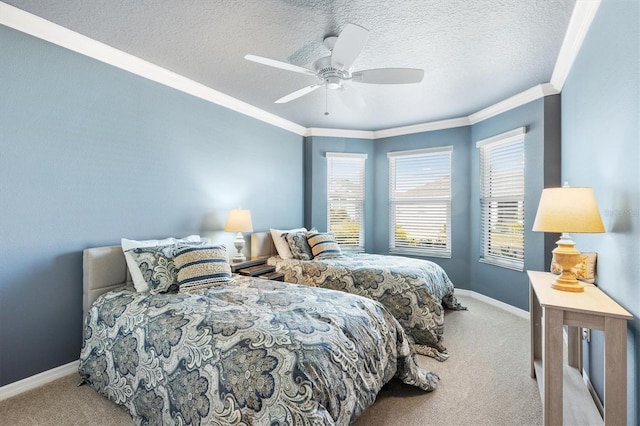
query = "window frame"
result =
(326, 152, 367, 252)
(388, 146, 453, 258)
(476, 127, 526, 271)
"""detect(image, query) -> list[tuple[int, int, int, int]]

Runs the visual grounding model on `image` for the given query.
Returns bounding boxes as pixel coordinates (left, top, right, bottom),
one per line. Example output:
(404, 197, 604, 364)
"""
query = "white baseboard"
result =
(0, 290, 525, 401)
(0, 360, 79, 402)
(455, 288, 529, 320)
(583, 368, 605, 417)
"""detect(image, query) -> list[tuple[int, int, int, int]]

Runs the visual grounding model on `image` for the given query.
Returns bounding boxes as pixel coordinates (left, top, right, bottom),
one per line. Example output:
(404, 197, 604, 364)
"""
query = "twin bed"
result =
(79, 232, 465, 425)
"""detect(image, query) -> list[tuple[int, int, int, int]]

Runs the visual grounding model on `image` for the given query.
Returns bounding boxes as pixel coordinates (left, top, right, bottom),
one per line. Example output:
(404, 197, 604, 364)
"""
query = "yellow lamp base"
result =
(551, 274, 584, 292)
(552, 235, 584, 292)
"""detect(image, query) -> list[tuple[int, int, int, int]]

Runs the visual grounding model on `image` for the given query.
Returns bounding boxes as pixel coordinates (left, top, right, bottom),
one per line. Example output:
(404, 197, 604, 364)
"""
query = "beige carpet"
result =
(0, 295, 542, 425)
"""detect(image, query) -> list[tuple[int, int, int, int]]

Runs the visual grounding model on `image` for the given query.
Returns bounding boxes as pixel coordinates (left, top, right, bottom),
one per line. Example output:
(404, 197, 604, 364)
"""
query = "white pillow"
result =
(121, 235, 201, 292)
(270, 228, 306, 259)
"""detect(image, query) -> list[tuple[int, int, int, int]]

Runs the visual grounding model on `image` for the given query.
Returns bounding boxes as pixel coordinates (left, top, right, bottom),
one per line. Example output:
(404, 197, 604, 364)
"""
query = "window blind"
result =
(326, 152, 367, 251)
(477, 128, 526, 271)
(388, 146, 452, 258)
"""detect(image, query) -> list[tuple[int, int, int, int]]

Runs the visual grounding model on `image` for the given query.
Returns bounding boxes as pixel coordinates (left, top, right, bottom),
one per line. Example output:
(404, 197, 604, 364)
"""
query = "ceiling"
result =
(5, 0, 577, 131)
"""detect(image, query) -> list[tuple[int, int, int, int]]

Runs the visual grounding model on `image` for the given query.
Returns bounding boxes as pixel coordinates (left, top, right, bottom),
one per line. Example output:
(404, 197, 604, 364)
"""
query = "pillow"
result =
(122, 235, 201, 292)
(306, 232, 342, 259)
(126, 245, 180, 294)
(270, 228, 306, 259)
(284, 231, 313, 260)
(174, 245, 233, 292)
(550, 252, 597, 283)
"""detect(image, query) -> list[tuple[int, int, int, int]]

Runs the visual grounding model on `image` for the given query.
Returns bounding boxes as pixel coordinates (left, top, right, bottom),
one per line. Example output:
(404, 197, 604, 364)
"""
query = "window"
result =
(388, 146, 452, 258)
(477, 128, 526, 271)
(326, 152, 367, 251)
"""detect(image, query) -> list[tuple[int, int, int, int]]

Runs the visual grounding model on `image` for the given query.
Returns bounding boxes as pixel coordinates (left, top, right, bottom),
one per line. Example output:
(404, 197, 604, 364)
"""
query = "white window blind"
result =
(388, 146, 452, 258)
(477, 128, 526, 271)
(327, 152, 367, 251)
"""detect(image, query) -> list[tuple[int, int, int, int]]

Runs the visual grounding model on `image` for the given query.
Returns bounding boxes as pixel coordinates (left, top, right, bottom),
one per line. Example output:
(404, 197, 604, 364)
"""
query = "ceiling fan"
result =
(245, 23, 424, 106)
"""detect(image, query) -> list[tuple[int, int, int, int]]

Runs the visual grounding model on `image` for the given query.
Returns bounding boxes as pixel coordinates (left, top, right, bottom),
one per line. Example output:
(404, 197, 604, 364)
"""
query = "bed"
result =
(79, 244, 439, 425)
(252, 231, 466, 361)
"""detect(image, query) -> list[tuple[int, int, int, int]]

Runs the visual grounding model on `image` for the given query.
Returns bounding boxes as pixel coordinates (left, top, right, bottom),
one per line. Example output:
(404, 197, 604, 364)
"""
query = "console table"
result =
(528, 271, 632, 425)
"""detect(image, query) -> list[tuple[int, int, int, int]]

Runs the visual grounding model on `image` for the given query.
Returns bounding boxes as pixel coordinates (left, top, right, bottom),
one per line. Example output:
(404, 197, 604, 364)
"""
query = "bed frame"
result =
(250, 232, 277, 258)
(82, 245, 130, 320)
(82, 233, 276, 320)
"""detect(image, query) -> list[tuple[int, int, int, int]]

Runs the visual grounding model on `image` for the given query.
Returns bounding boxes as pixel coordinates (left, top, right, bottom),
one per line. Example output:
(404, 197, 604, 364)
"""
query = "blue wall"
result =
(304, 136, 376, 252)
(373, 127, 472, 288)
(469, 96, 561, 310)
(0, 25, 304, 386)
(560, 0, 639, 423)
(304, 99, 561, 300)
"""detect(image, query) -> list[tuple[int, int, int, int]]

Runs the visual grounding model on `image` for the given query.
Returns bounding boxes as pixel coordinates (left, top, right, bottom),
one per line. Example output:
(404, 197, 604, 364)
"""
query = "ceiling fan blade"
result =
(275, 84, 322, 103)
(245, 54, 316, 76)
(352, 68, 424, 84)
(331, 24, 369, 70)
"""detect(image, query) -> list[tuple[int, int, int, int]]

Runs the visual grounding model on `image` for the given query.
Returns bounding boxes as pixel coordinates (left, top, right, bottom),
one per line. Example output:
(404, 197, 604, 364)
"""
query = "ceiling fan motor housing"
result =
(313, 56, 349, 89)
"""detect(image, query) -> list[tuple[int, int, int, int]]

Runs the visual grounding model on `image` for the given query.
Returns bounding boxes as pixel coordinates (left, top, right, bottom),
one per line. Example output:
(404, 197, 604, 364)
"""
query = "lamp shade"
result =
(532, 187, 605, 233)
(224, 209, 253, 233)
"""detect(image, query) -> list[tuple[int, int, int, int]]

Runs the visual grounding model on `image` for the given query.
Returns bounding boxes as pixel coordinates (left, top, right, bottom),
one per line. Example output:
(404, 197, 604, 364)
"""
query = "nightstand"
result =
(231, 257, 284, 282)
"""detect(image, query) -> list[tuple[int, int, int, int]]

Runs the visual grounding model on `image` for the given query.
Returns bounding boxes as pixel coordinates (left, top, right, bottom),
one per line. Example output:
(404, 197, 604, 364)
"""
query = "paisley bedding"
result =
(79, 275, 439, 425)
(267, 253, 466, 360)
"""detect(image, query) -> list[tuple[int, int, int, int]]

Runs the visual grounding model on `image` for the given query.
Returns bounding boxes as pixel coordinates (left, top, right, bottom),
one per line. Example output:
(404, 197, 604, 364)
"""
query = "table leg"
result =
(530, 283, 542, 378)
(567, 326, 582, 370)
(543, 307, 564, 425)
(604, 317, 627, 425)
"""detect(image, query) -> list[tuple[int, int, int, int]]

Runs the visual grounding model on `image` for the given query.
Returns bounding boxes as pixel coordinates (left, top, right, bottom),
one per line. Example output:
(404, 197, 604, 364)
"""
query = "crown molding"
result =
(1, 0, 598, 140)
(0, 2, 307, 136)
(305, 127, 375, 139)
(550, 0, 602, 92)
(468, 83, 559, 125)
(373, 117, 470, 139)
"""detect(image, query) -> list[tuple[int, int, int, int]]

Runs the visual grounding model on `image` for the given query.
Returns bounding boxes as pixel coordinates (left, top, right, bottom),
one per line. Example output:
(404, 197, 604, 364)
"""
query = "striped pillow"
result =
(174, 245, 232, 292)
(306, 232, 342, 259)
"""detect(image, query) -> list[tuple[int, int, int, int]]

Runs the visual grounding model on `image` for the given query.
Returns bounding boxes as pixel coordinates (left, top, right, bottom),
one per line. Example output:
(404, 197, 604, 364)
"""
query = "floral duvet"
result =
(267, 253, 467, 360)
(79, 276, 438, 426)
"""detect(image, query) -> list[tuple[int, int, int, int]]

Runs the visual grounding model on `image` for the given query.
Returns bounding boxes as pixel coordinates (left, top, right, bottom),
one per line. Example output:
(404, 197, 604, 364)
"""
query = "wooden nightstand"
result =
(231, 257, 284, 282)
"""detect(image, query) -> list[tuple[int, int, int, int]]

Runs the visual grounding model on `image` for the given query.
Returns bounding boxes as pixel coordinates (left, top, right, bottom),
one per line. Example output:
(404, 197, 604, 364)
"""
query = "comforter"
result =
(79, 276, 438, 425)
(268, 253, 466, 360)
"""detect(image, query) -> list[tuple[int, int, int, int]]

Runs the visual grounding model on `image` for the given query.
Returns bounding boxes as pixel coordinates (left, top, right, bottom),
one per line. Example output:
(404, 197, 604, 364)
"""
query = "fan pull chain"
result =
(324, 84, 330, 116)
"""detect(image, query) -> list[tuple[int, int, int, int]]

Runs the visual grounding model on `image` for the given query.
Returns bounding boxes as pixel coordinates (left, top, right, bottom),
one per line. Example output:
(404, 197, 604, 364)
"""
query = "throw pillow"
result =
(126, 245, 180, 294)
(174, 245, 233, 292)
(270, 228, 307, 259)
(121, 235, 201, 292)
(306, 232, 342, 259)
(284, 231, 313, 260)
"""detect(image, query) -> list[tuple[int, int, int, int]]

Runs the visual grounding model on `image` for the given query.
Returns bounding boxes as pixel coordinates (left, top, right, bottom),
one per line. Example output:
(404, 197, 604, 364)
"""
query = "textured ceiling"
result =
(6, 0, 576, 131)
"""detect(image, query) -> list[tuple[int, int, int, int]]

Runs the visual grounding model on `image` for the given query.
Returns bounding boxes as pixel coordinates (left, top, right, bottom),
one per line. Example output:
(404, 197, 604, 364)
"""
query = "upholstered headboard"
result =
(251, 232, 277, 258)
(82, 245, 130, 320)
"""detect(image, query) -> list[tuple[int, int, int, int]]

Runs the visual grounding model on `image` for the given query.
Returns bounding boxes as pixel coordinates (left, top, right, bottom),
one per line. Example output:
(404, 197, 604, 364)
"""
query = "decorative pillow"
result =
(550, 252, 597, 283)
(270, 228, 307, 259)
(306, 232, 342, 259)
(122, 235, 201, 292)
(284, 231, 313, 260)
(173, 245, 233, 292)
(126, 245, 180, 294)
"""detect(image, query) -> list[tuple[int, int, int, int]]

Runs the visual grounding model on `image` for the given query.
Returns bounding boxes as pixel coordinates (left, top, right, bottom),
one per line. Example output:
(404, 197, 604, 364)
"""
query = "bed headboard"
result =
(251, 232, 277, 258)
(82, 245, 130, 320)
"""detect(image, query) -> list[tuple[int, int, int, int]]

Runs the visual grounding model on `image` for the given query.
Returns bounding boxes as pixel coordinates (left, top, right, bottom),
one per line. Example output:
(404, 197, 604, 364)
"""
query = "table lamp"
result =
(532, 185, 605, 292)
(224, 209, 253, 262)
